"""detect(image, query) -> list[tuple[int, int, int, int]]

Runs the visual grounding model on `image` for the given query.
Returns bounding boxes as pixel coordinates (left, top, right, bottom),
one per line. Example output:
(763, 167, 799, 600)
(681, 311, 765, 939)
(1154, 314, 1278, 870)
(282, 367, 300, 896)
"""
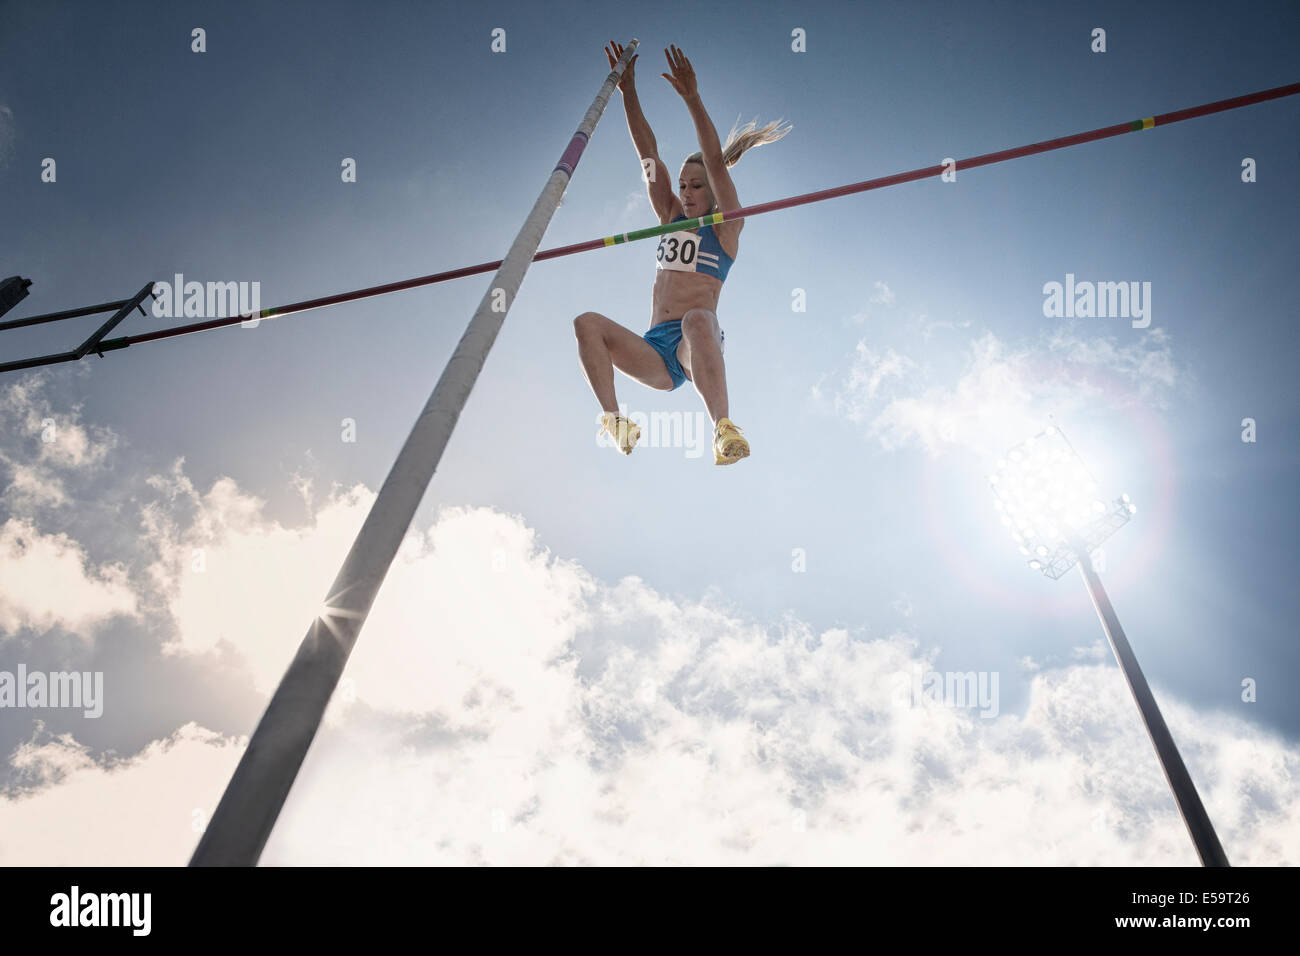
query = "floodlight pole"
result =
(1071, 539, 1230, 866)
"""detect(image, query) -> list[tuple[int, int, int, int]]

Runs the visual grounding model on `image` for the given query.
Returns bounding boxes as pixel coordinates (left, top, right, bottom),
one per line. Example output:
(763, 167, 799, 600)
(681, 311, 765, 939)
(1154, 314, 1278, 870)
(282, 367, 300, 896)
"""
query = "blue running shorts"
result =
(643, 319, 725, 390)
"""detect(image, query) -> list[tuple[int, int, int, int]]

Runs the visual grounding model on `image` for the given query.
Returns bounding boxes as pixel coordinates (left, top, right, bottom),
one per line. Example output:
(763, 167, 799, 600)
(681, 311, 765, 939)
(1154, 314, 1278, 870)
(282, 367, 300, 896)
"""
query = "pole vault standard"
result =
(188, 38, 640, 867)
(2, 80, 1296, 376)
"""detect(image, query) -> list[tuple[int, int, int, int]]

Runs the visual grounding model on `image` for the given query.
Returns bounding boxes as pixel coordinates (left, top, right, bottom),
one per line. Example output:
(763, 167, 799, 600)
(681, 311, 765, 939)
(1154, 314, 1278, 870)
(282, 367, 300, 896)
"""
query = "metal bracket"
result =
(0, 280, 156, 375)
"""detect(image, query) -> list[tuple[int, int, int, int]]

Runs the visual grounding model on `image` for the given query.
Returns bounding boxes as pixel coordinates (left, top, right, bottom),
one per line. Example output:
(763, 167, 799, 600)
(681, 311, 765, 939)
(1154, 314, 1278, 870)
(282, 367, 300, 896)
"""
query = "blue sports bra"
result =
(654, 213, 735, 282)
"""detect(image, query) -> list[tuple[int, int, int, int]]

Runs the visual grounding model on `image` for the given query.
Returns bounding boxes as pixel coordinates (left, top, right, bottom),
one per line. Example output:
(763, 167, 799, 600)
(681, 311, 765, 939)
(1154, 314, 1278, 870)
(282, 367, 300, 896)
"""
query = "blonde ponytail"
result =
(685, 115, 792, 169)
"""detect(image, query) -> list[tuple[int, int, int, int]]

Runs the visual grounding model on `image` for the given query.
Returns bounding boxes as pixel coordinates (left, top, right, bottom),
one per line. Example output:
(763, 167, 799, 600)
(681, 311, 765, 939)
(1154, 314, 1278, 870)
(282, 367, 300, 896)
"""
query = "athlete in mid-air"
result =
(574, 42, 790, 464)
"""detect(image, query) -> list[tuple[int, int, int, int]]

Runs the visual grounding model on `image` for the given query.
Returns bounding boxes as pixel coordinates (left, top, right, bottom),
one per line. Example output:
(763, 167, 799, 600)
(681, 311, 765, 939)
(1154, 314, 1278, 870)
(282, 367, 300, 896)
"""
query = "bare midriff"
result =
(650, 268, 722, 327)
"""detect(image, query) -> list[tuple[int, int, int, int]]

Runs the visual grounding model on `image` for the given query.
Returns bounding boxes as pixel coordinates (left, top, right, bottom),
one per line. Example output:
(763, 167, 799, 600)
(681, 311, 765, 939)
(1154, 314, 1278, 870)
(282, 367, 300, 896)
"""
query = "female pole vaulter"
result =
(574, 42, 790, 465)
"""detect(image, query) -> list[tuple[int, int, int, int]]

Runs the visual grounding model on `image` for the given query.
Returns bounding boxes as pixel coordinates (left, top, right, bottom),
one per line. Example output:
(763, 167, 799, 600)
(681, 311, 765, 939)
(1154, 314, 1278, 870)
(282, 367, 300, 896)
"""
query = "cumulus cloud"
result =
(2, 477, 1296, 864)
(821, 327, 1181, 458)
(870, 280, 895, 306)
(2, 373, 1294, 867)
(0, 723, 243, 865)
(0, 518, 137, 638)
(0, 371, 120, 514)
(138, 459, 381, 690)
(0, 374, 138, 638)
(3, 564, 1296, 865)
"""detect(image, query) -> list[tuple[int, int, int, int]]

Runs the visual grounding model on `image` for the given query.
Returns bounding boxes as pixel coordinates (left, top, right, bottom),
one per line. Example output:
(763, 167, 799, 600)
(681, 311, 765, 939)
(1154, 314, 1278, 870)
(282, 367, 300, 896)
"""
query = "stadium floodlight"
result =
(989, 424, 1229, 867)
(988, 425, 1135, 579)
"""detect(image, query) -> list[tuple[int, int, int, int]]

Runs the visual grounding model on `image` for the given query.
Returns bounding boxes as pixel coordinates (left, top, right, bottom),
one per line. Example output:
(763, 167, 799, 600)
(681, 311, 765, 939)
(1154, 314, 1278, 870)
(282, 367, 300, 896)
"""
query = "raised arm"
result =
(661, 45, 742, 230)
(606, 41, 681, 224)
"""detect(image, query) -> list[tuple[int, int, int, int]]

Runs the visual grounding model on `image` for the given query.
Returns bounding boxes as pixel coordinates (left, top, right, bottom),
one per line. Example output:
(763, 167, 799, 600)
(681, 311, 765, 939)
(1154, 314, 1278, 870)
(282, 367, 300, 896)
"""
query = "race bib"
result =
(655, 230, 700, 273)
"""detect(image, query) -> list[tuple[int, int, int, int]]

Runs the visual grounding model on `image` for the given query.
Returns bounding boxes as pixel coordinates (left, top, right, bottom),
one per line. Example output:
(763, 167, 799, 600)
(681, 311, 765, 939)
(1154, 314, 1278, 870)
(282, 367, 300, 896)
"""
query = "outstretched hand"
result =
(661, 44, 698, 99)
(605, 40, 638, 93)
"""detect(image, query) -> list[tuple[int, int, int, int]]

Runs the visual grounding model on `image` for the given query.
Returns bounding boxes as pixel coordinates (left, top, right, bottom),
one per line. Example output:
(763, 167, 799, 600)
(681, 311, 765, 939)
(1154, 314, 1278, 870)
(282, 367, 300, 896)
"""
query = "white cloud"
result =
(2, 481, 1296, 865)
(0, 371, 120, 513)
(2, 462, 67, 508)
(870, 281, 895, 306)
(622, 188, 645, 218)
(139, 460, 380, 691)
(0, 723, 243, 866)
(912, 312, 972, 340)
(603, 188, 647, 226)
(0, 373, 118, 470)
(827, 342, 915, 422)
(1, 382, 1293, 866)
(1071, 641, 1108, 661)
(824, 328, 1181, 457)
(1047, 328, 1178, 398)
(4, 595, 1295, 865)
(0, 518, 138, 638)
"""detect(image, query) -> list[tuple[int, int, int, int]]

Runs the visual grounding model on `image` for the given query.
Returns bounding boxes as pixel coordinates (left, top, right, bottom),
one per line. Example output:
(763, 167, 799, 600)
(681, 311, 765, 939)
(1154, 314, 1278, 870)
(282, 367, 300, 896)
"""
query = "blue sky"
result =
(0, 0, 1297, 864)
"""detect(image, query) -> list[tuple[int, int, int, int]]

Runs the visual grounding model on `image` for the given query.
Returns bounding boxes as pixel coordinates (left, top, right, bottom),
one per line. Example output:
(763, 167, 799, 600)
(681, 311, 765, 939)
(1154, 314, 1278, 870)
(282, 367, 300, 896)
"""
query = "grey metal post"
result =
(1073, 544, 1230, 866)
(190, 38, 640, 866)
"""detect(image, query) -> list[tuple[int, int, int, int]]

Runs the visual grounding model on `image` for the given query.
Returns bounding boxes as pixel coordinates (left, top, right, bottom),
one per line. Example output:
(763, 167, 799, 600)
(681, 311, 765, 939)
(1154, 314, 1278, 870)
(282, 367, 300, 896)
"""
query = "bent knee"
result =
(573, 311, 605, 337)
(681, 308, 717, 339)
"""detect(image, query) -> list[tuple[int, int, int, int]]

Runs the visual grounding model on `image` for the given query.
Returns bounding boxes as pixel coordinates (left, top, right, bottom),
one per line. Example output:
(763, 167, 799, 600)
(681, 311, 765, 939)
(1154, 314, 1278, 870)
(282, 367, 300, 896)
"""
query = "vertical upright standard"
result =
(190, 38, 640, 866)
